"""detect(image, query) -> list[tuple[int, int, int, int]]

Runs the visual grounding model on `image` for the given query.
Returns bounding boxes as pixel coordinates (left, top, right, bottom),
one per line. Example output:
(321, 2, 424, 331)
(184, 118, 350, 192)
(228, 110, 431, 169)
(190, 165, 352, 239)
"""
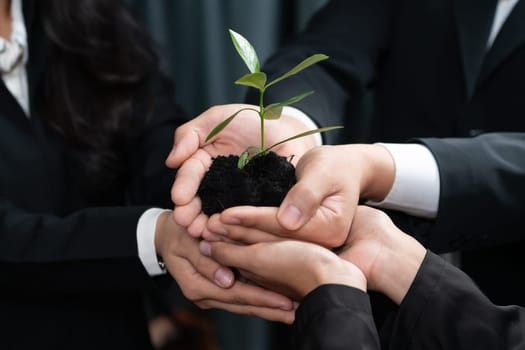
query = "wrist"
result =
(154, 211, 173, 256)
(370, 232, 426, 305)
(312, 258, 367, 296)
(356, 144, 395, 202)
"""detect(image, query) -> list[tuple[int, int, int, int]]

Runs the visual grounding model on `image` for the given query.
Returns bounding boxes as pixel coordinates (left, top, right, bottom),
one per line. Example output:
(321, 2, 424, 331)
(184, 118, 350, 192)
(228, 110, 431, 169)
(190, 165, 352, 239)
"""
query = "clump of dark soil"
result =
(198, 152, 296, 216)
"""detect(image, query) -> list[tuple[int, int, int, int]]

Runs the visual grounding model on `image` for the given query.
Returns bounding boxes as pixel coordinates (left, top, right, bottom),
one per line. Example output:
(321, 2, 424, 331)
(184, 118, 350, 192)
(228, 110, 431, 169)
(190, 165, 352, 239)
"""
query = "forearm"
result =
(390, 251, 525, 349)
(417, 133, 525, 251)
(294, 284, 380, 349)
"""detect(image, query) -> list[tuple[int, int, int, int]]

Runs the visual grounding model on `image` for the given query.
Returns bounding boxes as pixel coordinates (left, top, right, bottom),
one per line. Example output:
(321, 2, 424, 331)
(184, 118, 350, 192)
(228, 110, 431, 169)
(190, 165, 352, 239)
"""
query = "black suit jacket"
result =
(399, 132, 525, 305)
(250, 0, 525, 306)
(0, 2, 186, 349)
(294, 251, 525, 349)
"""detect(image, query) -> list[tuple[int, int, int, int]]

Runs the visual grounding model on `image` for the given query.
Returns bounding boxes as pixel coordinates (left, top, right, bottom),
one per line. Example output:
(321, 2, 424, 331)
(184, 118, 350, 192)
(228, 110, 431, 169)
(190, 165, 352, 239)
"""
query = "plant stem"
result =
(259, 89, 266, 152)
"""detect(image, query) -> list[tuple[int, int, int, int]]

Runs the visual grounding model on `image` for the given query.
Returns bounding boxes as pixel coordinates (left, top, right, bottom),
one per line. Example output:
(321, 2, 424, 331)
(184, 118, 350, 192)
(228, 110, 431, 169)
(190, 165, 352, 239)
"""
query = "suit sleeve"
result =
(246, 0, 391, 144)
(0, 200, 158, 294)
(406, 132, 525, 253)
(389, 251, 525, 350)
(0, 73, 185, 295)
(293, 284, 381, 349)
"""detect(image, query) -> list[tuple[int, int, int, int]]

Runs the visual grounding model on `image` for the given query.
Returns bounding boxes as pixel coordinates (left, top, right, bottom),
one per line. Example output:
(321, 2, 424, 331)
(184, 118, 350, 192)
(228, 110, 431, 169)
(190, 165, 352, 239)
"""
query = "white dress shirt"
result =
(1, 0, 29, 115)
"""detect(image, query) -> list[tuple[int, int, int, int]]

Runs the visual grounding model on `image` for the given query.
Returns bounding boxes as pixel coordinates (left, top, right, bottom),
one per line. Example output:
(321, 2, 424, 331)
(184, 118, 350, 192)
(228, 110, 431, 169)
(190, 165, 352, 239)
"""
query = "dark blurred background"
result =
(127, 0, 328, 118)
(125, 1, 329, 350)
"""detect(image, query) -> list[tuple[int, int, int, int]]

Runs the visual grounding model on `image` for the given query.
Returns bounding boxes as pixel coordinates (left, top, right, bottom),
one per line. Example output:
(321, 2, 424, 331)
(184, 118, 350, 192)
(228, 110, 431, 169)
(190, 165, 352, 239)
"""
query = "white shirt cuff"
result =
(367, 143, 440, 219)
(282, 106, 323, 146)
(137, 208, 171, 276)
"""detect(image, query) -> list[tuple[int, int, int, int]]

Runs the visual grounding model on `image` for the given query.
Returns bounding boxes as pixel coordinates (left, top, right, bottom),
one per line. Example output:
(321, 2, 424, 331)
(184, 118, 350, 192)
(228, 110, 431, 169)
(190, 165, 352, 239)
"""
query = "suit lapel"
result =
(23, 0, 44, 116)
(479, 0, 525, 85)
(454, 0, 498, 100)
(0, 80, 29, 129)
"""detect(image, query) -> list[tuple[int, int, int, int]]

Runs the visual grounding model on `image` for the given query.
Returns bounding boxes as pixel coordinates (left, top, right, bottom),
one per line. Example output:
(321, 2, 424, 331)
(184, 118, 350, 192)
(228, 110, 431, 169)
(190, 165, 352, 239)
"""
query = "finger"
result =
(165, 122, 203, 168)
(173, 255, 293, 310)
(202, 229, 239, 244)
(202, 230, 225, 242)
(197, 299, 295, 324)
(208, 208, 286, 242)
(213, 224, 283, 244)
(203, 214, 232, 242)
(187, 212, 208, 238)
(173, 196, 202, 228)
(171, 149, 212, 206)
(202, 241, 260, 273)
(304, 195, 353, 247)
(174, 233, 235, 288)
(218, 204, 349, 247)
(219, 206, 289, 234)
(278, 158, 342, 231)
(211, 278, 294, 310)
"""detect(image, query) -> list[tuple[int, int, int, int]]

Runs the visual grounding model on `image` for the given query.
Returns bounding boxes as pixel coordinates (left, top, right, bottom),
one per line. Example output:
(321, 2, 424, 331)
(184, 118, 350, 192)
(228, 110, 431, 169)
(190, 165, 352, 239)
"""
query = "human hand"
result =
(165, 104, 318, 237)
(200, 238, 366, 302)
(337, 206, 426, 305)
(154, 211, 295, 323)
(205, 144, 395, 247)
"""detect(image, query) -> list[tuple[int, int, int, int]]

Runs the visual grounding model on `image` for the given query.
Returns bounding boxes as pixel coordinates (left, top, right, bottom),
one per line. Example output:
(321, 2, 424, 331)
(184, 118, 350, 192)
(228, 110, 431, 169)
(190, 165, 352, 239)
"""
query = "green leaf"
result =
(265, 54, 328, 89)
(273, 91, 315, 109)
(263, 91, 314, 120)
(280, 90, 315, 106)
(263, 126, 344, 153)
(229, 29, 260, 73)
(237, 146, 261, 169)
(264, 105, 283, 120)
(237, 151, 250, 169)
(205, 107, 259, 142)
(245, 146, 263, 154)
(235, 72, 267, 90)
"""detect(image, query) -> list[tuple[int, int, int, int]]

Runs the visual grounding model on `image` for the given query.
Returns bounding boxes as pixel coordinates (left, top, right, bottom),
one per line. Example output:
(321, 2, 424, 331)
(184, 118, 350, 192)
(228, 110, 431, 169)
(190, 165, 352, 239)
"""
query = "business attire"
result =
(252, 0, 525, 306)
(294, 251, 525, 350)
(411, 132, 525, 305)
(0, 1, 186, 349)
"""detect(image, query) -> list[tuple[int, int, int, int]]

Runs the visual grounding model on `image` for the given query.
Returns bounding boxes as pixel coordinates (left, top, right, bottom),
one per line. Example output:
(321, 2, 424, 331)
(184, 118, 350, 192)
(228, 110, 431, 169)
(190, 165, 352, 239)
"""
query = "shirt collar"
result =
(10, 0, 28, 64)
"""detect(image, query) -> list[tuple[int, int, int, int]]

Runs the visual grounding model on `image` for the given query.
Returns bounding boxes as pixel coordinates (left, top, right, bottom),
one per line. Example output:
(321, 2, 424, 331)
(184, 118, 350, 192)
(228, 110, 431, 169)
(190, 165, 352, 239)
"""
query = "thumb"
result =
(277, 167, 332, 231)
(165, 125, 202, 169)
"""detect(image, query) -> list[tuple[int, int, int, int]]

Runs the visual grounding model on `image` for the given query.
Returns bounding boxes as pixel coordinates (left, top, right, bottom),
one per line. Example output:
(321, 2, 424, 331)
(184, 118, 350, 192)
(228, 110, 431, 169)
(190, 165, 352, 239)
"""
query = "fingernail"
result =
(279, 204, 302, 229)
(199, 240, 211, 256)
(215, 267, 234, 288)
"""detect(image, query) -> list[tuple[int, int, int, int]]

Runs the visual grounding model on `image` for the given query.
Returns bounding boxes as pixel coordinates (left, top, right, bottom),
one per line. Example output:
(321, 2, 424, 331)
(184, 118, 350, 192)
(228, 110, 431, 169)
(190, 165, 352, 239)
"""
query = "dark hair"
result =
(38, 0, 157, 202)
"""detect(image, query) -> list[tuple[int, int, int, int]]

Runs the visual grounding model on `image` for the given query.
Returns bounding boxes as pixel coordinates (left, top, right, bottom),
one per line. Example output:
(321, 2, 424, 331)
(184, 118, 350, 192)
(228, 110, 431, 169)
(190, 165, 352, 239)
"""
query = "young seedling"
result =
(205, 29, 343, 169)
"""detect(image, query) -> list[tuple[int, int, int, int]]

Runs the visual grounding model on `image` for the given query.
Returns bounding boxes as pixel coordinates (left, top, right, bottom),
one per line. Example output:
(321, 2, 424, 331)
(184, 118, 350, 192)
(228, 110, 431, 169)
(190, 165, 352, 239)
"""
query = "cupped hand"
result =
(155, 211, 295, 324)
(200, 238, 366, 302)
(206, 144, 382, 247)
(337, 206, 426, 304)
(166, 104, 318, 237)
